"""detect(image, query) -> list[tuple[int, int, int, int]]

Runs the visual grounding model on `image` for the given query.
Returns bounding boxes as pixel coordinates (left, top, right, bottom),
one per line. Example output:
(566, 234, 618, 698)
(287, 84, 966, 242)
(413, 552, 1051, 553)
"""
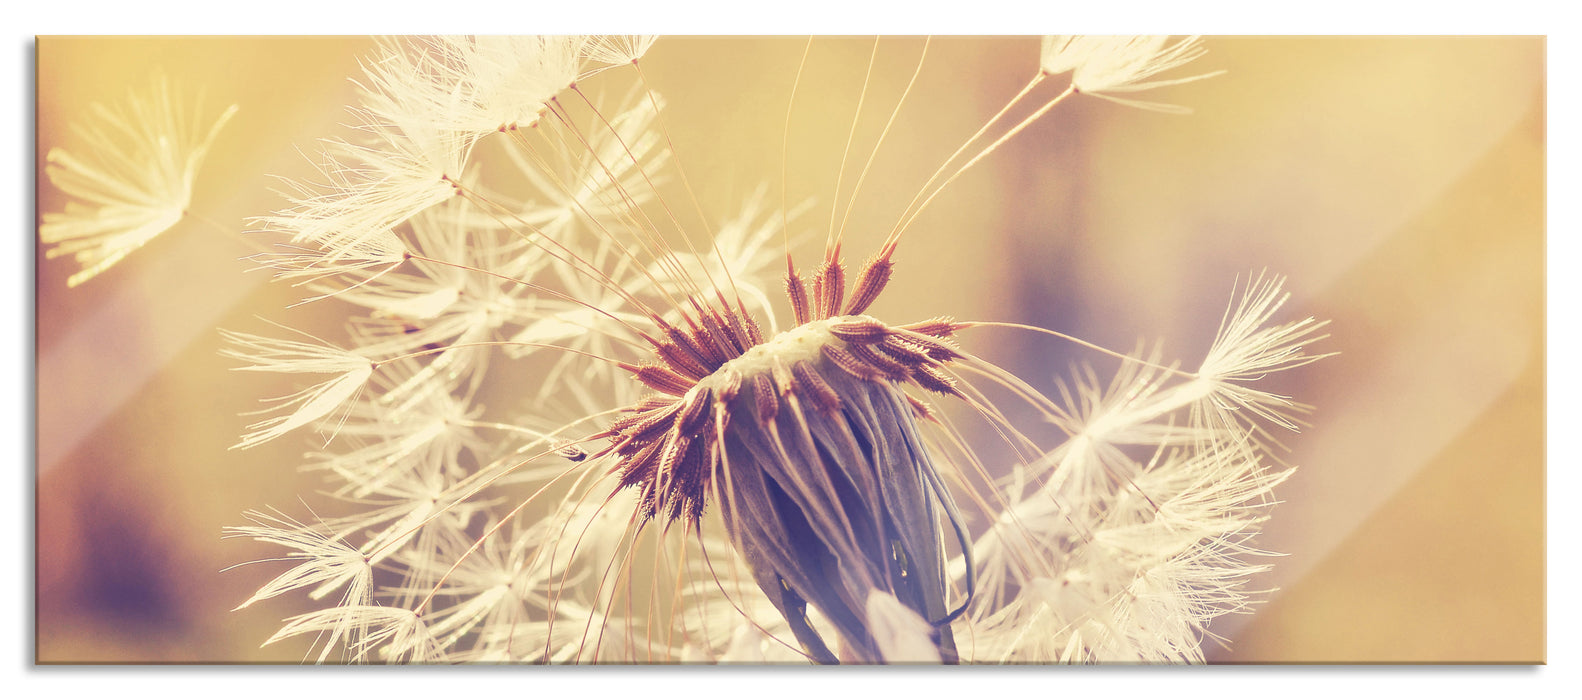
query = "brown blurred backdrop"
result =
(35, 36, 1543, 663)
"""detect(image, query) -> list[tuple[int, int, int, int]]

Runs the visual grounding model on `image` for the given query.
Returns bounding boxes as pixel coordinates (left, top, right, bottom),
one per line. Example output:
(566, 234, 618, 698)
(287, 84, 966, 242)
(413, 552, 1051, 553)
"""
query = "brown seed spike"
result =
(667, 326, 719, 372)
(656, 433, 690, 487)
(673, 387, 713, 436)
(622, 402, 684, 444)
(608, 413, 644, 436)
(753, 374, 779, 424)
(615, 439, 663, 485)
(630, 395, 678, 413)
(737, 299, 765, 346)
(905, 393, 935, 421)
(813, 260, 846, 320)
(655, 341, 712, 380)
(847, 342, 913, 381)
(828, 318, 892, 344)
(878, 334, 933, 365)
(822, 344, 887, 382)
(785, 266, 811, 327)
(697, 310, 736, 358)
(843, 255, 894, 316)
(670, 435, 715, 523)
(790, 361, 841, 413)
(893, 330, 962, 362)
(633, 364, 696, 396)
(912, 363, 960, 397)
(898, 316, 964, 339)
(718, 307, 752, 355)
(692, 324, 734, 368)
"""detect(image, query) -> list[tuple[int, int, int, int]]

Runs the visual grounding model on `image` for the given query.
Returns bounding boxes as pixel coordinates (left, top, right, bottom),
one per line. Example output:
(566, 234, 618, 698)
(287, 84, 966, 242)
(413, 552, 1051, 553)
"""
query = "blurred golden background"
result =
(35, 36, 1543, 663)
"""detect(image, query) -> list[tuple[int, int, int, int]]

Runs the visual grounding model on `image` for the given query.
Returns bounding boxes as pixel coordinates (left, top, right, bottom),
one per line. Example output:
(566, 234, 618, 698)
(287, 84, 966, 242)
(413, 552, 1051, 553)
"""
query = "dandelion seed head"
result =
(192, 36, 1328, 665)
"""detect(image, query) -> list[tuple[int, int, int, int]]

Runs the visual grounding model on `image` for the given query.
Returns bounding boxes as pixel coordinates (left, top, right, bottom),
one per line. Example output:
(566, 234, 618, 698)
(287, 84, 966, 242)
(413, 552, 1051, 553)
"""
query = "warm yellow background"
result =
(35, 36, 1543, 663)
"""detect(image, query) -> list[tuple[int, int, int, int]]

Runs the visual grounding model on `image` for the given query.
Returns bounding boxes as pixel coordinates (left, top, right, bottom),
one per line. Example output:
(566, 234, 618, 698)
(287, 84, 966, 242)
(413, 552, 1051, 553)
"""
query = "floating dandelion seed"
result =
(580, 35, 659, 77)
(42, 36, 1328, 664)
(1040, 35, 1225, 113)
(41, 73, 237, 287)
